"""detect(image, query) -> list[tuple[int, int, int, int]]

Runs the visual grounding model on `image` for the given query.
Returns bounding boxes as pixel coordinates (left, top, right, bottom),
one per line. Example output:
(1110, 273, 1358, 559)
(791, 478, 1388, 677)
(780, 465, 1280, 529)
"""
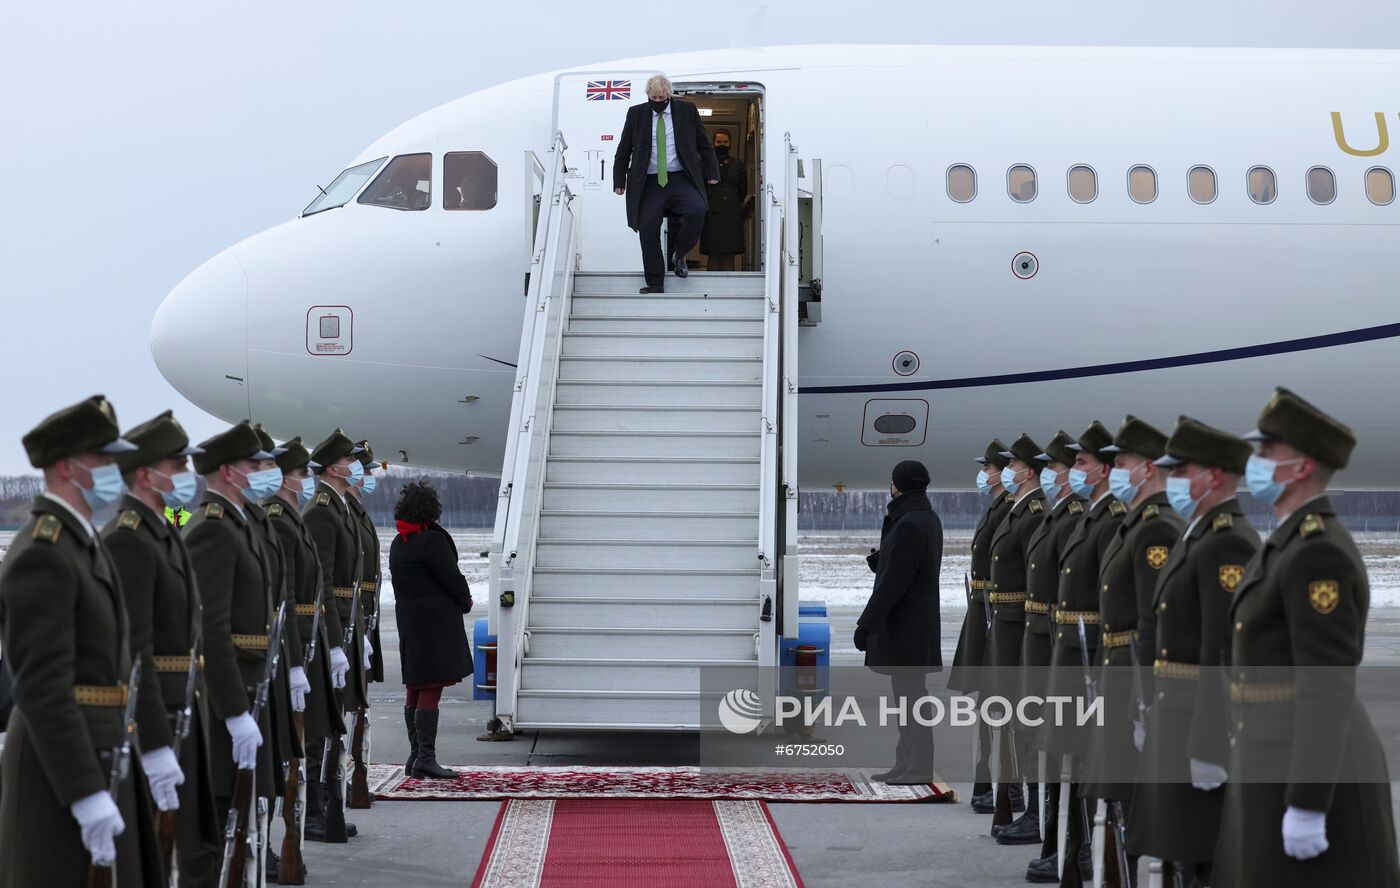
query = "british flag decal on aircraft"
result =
(585, 80, 631, 100)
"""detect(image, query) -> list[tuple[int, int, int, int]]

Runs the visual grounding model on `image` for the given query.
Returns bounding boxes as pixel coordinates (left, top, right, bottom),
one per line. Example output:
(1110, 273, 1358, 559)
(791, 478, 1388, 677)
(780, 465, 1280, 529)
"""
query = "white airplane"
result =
(152, 44, 1400, 490)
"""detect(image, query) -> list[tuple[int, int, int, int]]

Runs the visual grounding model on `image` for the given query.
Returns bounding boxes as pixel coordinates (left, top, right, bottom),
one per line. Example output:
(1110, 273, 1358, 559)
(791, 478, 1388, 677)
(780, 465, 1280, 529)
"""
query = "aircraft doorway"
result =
(670, 84, 763, 273)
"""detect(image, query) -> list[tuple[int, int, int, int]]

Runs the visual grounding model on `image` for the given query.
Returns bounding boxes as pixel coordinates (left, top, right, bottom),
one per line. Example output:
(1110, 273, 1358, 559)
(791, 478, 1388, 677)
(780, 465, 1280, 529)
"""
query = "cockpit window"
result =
(302, 157, 386, 216)
(444, 152, 498, 210)
(358, 153, 432, 211)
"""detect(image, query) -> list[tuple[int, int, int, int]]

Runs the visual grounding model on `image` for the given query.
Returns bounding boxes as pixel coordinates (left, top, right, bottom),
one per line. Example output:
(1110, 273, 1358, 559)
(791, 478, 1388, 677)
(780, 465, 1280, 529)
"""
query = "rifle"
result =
(1076, 616, 1097, 881)
(158, 639, 202, 882)
(346, 576, 372, 809)
(87, 659, 141, 888)
(279, 711, 308, 883)
(218, 601, 288, 888)
(1129, 642, 1148, 729)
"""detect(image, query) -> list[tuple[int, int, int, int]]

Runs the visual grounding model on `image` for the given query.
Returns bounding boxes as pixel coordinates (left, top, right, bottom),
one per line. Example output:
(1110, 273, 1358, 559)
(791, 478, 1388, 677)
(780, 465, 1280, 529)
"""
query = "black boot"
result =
(319, 738, 350, 843)
(1025, 854, 1059, 884)
(1009, 781, 1027, 813)
(304, 771, 325, 841)
(997, 809, 1042, 845)
(265, 848, 280, 883)
(411, 710, 458, 779)
(404, 705, 419, 777)
(971, 790, 995, 814)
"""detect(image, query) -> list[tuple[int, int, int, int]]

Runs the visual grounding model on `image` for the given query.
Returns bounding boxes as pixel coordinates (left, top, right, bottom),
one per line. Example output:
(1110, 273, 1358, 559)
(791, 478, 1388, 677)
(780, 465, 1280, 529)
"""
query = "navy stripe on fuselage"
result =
(797, 322, 1400, 395)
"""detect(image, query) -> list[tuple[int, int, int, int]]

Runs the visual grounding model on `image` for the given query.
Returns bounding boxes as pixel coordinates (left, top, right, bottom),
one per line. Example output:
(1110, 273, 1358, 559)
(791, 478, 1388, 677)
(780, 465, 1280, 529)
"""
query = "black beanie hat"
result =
(891, 460, 931, 492)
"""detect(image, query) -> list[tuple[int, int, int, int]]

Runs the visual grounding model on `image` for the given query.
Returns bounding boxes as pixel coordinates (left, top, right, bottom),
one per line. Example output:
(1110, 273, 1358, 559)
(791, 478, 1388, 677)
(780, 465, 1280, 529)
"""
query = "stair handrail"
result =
(757, 183, 783, 574)
(779, 136, 801, 634)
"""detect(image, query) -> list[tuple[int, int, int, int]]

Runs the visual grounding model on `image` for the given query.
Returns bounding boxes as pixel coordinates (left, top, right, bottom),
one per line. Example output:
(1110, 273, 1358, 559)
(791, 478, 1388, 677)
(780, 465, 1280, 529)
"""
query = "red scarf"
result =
(396, 519, 430, 536)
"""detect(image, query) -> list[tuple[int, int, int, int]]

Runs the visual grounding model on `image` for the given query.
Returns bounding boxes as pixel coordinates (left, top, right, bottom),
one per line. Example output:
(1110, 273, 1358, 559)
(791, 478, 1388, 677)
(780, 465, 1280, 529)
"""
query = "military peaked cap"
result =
(193, 421, 273, 475)
(355, 440, 376, 468)
(1000, 433, 1045, 467)
(1156, 416, 1252, 475)
(310, 429, 361, 469)
(976, 438, 1010, 470)
(275, 436, 317, 473)
(1243, 387, 1356, 469)
(1101, 415, 1169, 461)
(116, 410, 204, 474)
(1067, 421, 1115, 462)
(22, 395, 137, 468)
(253, 424, 288, 458)
(1037, 430, 1079, 467)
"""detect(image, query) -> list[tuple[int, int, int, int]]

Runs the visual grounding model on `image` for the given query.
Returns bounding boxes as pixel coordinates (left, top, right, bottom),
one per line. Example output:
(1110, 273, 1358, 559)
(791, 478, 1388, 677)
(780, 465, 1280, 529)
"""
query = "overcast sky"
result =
(1, 0, 1396, 474)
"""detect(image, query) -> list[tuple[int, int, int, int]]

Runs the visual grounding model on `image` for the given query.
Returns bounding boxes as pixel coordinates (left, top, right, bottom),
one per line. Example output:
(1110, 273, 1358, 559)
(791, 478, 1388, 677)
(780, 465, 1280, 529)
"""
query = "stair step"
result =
(535, 538, 759, 570)
(570, 295, 765, 318)
(555, 380, 762, 408)
(529, 596, 758, 629)
(542, 482, 758, 511)
(551, 405, 761, 433)
(521, 657, 758, 693)
(568, 316, 763, 334)
(561, 332, 762, 357)
(530, 566, 761, 598)
(557, 356, 762, 383)
(548, 430, 760, 459)
(572, 271, 764, 296)
(545, 456, 760, 485)
(539, 509, 758, 541)
(525, 626, 757, 659)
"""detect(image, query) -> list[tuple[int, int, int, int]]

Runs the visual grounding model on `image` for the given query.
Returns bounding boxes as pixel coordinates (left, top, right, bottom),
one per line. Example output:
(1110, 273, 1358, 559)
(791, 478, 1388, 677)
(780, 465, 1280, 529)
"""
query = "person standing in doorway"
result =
(701, 128, 749, 271)
(613, 74, 720, 294)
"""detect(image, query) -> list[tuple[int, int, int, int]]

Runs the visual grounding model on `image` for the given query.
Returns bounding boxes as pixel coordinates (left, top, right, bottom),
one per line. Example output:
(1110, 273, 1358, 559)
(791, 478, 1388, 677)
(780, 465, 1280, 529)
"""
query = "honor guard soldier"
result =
(103, 410, 221, 886)
(304, 429, 365, 841)
(1037, 420, 1124, 885)
(1126, 417, 1259, 887)
(0, 396, 164, 886)
(345, 440, 382, 811)
(986, 434, 1047, 834)
(1213, 389, 1400, 888)
(947, 439, 1014, 813)
(183, 422, 277, 831)
(1006, 432, 1086, 869)
(1082, 416, 1182, 886)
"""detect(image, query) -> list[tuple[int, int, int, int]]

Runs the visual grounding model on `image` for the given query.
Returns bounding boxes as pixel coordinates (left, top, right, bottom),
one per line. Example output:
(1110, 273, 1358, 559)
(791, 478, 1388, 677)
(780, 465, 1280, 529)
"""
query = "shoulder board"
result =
(267, 503, 284, 517)
(204, 501, 224, 520)
(1109, 500, 1127, 516)
(1299, 514, 1325, 539)
(117, 510, 141, 531)
(1211, 512, 1234, 532)
(1143, 503, 1159, 520)
(32, 513, 62, 544)
(1004, 492, 1015, 504)
(315, 492, 331, 507)
(1067, 500, 1084, 515)
(1028, 499, 1044, 513)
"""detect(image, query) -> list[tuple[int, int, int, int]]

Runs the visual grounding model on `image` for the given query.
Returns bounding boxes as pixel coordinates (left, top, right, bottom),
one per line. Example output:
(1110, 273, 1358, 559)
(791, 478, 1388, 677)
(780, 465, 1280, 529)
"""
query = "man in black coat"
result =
(855, 460, 943, 785)
(612, 74, 720, 293)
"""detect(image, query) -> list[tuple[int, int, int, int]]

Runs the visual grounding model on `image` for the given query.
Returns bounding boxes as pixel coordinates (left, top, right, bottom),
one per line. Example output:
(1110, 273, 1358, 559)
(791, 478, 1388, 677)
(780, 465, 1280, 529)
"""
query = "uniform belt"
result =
(333, 586, 356, 599)
(1103, 630, 1137, 649)
(153, 654, 204, 673)
(1024, 600, 1051, 615)
(361, 581, 378, 593)
(1230, 681, 1296, 703)
(74, 684, 129, 707)
(970, 579, 989, 591)
(1154, 660, 1201, 680)
(232, 633, 270, 651)
(989, 591, 1026, 604)
(1054, 610, 1100, 625)
(294, 603, 321, 617)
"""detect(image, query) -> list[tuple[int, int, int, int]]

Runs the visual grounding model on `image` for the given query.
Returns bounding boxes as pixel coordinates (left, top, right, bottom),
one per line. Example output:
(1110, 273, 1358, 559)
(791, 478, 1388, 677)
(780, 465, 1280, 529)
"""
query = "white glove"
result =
(329, 646, 350, 689)
(225, 712, 262, 770)
(363, 635, 373, 669)
(289, 666, 310, 712)
(1282, 806, 1329, 860)
(1189, 757, 1228, 791)
(71, 790, 125, 866)
(140, 746, 184, 812)
(1132, 719, 1146, 752)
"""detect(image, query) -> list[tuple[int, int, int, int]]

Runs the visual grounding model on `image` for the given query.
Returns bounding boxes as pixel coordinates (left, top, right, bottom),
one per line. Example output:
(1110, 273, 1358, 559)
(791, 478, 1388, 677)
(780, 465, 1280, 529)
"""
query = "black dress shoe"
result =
(1025, 854, 1059, 883)
(871, 766, 906, 782)
(971, 792, 995, 814)
(996, 812, 1043, 845)
(885, 771, 936, 786)
(265, 848, 280, 883)
(639, 286, 664, 294)
(673, 253, 688, 278)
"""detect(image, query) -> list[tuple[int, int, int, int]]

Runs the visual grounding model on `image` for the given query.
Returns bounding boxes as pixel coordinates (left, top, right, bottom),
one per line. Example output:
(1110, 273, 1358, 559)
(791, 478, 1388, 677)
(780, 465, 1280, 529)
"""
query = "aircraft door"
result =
(552, 69, 660, 271)
(798, 157, 823, 324)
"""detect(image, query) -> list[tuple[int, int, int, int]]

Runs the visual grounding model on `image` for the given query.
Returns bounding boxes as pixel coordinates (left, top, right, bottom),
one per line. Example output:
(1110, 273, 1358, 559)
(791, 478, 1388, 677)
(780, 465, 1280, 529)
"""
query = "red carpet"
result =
(471, 798, 804, 888)
(369, 763, 956, 803)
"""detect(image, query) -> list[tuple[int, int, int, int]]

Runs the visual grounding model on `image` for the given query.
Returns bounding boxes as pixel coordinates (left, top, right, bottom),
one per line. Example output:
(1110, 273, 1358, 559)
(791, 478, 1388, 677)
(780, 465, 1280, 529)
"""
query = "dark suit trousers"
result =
(890, 671, 935, 774)
(639, 172, 705, 287)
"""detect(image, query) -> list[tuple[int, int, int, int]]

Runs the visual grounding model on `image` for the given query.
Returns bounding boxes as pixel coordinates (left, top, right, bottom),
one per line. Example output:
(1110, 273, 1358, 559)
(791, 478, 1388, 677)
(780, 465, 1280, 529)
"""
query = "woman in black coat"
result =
(390, 480, 473, 779)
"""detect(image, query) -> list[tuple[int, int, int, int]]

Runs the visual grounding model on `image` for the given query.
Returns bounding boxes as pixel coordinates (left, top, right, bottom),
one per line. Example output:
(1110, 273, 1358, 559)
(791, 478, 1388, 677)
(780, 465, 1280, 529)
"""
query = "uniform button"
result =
(1064, 568, 1072, 575)
(1237, 722, 1244, 732)
(1235, 622, 1243, 633)
(1061, 600, 1067, 607)
(1157, 691, 1165, 701)
(994, 556, 999, 562)
(1103, 583, 1109, 592)
(1161, 648, 1168, 657)
(1159, 602, 1167, 612)
(1104, 623, 1111, 631)
(1104, 657, 1110, 666)
(1057, 631, 1064, 639)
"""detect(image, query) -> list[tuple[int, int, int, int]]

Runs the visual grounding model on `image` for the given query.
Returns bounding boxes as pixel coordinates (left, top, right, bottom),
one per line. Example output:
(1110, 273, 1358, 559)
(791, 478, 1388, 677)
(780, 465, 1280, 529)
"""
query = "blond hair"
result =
(645, 75, 673, 98)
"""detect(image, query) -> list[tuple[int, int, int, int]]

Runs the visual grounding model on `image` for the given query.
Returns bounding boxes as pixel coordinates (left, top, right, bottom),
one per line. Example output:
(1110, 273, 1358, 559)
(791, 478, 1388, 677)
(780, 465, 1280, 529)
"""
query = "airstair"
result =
(486, 131, 815, 731)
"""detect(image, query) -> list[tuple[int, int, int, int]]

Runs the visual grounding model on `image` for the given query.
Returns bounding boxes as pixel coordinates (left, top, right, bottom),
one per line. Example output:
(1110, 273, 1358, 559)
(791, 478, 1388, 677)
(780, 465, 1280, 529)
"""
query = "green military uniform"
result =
(947, 441, 1013, 695)
(1214, 390, 1399, 888)
(0, 396, 163, 887)
(102, 411, 220, 886)
(183, 422, 278, 801)
(986, 434, 1048, 702)
(349, 441, 384, 684)
(303, 472, 368, 711)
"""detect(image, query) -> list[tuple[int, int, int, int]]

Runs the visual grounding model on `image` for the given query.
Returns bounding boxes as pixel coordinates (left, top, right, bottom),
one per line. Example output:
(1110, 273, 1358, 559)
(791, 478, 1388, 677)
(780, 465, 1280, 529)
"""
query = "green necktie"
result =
(656, 110, 668, 188)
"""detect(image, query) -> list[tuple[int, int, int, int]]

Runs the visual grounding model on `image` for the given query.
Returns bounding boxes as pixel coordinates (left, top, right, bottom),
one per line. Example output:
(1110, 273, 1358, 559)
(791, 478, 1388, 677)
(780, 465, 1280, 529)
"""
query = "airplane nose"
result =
(150, 248, 251, 421)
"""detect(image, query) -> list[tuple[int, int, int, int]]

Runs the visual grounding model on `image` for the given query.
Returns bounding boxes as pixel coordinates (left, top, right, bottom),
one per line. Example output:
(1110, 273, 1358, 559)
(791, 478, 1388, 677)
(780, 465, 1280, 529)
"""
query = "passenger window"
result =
(1007, 165, 1037, 203)
(947, 164, 976, 203)
(1367, 167, 1395, 205)
(358, 153, 432, 211)
(444, 152, 498, 210)
(1128, 165, 1157, 203)
(1248, 166, 1277, 205)
(1306, 167, 1336, 205)
(1068, 165, 1097, 203)
(1188, 166, 1217, 204)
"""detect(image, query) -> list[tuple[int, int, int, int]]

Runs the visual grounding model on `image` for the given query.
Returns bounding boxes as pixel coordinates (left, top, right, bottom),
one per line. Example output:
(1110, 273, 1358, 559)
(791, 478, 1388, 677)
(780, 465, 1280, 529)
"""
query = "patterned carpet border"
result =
(369, 763, 957, 803)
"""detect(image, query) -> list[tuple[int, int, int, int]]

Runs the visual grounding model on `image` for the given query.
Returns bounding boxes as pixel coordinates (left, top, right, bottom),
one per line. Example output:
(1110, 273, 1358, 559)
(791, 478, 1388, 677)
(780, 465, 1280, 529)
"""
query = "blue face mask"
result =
(79, 462, 125, 510)
(1165, 475, 1200, 520)
(1068, 466, 1096, 499)
(153, 469, 198, 510)
(1245, 455, 1301, 507)
(248, 467, 283, 500)
(1040, 467, 1062, 501)
(975, 469, 991, 494)
(1000, 465, 1021, 495)
(1108, 465, 1144, 504)
(345, 460, 364, 484)
(299, 476, 317, 506)
(360, 472, 377, 495)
